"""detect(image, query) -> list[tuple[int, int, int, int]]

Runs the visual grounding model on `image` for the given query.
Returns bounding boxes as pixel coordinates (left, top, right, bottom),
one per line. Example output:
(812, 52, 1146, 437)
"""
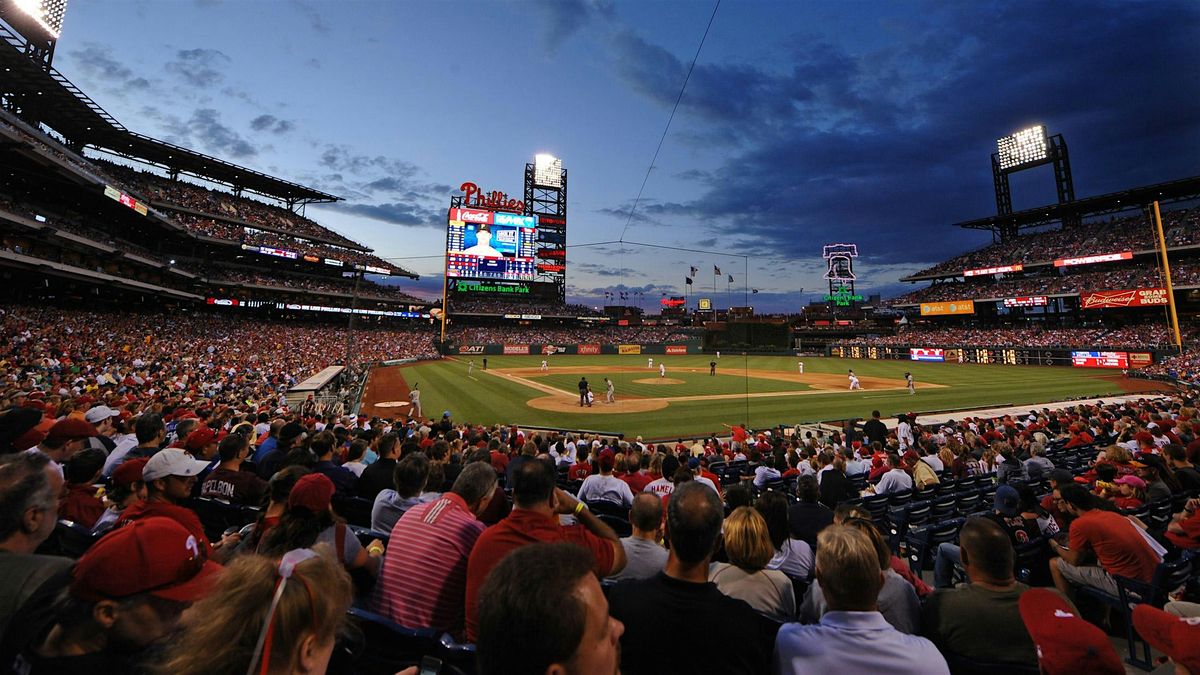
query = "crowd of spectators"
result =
(889, 259, 1200, 305)
(4, 357, 1200, 674)
(853, 324, 1197, 350)
(911, 206, 1200, 278)
(207, 266, 427, 303)
(447, 324, 697, 345)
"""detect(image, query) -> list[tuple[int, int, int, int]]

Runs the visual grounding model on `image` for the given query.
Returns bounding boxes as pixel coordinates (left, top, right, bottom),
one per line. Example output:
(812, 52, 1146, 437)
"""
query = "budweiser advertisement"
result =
(920, 300, 975, 316)
(502, 344, 530, 355)
(1003, 296, 1048, 308)
(964, 264, 1023, 277)
(1081, 288, 1168, 309)
(1071, 351, 1129, 368)
(909, 348, 945, 362)
(1054, 251, 1133, 267)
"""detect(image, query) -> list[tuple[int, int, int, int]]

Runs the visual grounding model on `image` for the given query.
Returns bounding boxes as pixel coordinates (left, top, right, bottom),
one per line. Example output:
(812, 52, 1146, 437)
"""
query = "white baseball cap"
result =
(85, 405, 121, 425)
(143, 448, 211, 482)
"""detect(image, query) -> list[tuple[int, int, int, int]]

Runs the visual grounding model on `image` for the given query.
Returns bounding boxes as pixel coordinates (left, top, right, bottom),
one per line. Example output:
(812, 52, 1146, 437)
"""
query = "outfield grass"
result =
(381, 355, 1136, 439)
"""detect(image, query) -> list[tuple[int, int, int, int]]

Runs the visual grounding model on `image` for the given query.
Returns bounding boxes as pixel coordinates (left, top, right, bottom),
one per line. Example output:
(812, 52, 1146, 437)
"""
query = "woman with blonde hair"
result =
(709, 506, 796, 621)
(159, 548, 353, 675)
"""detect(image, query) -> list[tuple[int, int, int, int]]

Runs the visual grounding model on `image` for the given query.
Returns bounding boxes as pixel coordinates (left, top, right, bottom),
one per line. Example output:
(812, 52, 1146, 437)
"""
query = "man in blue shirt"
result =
(774, 524, 948, 674)
(871, 454, 913, 495)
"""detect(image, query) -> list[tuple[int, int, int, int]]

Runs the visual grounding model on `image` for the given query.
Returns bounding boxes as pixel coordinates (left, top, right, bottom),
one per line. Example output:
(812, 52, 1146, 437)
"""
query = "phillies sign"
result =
(460, 182, 524, 213)
(1081, 288, 1168, 309)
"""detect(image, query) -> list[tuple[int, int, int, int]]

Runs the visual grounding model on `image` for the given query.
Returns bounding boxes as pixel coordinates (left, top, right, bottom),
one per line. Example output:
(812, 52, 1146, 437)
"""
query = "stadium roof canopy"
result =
(954, 175, 1200, 237)
(0, 24, 339, 206)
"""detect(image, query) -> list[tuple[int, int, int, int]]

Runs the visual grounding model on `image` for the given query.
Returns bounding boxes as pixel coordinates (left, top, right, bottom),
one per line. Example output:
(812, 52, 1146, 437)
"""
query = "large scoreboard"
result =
(832, 344, 1155, 368)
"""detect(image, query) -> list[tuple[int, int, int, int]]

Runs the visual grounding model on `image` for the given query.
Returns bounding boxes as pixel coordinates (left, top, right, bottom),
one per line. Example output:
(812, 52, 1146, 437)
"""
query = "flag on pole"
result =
(685, 277, 693, 285)
(714, 265, 721, 275)
(752, 289, 759, 294)
(689, 266, 698, 277)
(727, 274, 734, 283)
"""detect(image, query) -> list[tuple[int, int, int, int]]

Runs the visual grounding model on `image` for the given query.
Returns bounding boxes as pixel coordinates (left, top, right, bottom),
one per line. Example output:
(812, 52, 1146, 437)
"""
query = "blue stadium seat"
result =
(345, 607, 442, 675)
(187, 497, 252, 542)
(906, 518, 963, 573)
(333, 495, 374, 528)
(1075, 557, 1192, 669)
(597, 513, 632, 538)
(349, 525, 391, 549)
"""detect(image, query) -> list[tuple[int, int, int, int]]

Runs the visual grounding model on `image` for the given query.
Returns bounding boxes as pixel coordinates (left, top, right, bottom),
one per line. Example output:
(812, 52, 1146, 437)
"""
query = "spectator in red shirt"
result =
(568, 450, 593, 482)
(1166, 498, 1200, 550)
(59, 448, 107, 529)
(1049, 485, 1160, 598)
(486, 438, 508, 474)
(618, 453, 653, 492)
(464, 458, 626, 641)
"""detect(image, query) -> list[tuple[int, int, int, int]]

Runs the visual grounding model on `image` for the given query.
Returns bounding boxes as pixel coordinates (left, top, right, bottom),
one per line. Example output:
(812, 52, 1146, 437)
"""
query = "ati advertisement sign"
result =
(1081, 288, 1169, 309)
(503, 344, 530, 355)
(578, 344, 601, 355)
(618, 344, 642, 355)
(964, 264, 1023, 277)
(910, 348, 945, 362)
(665, 345, 688, 355)
(458, 345, 485, 354)
(1071, 351, 1129, 368)
(920, 300, 975, 316)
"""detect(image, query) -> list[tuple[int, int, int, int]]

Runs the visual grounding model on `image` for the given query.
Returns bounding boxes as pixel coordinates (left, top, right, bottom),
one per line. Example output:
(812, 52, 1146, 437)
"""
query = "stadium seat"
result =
(930, 494, 957, 521)
(187, 497, 252, 542)
(597, 513, 632, 538)
(349, 526, 391, 549)
(586, 500, 629, 518)
(942, 651, 1040, 675)
(1013, 536, 1051, 586)
(906, 518, 964, 573)
(1146, 499, 1175, 534)
(860, 493, 890, 522)
(344, 607, 442, 675)
(37, 519, 100, 558)
(334, 495, 374, 528)
(1075, 557, 1192, 669)
(437, 633, 478, 675)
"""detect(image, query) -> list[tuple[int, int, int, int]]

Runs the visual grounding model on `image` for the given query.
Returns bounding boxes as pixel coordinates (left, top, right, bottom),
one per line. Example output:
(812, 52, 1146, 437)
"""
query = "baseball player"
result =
(798, 361, 804, 374)
(605, 377, 615, 403)
(906, 372, 915, 395)
(541, 359, 548, 372)
(659, 363, 666, 378)
(408, 384, 421, 417)
(648, 357, 654, 369)
(468, 360, 475, 376)
(848, 370, 860, 390)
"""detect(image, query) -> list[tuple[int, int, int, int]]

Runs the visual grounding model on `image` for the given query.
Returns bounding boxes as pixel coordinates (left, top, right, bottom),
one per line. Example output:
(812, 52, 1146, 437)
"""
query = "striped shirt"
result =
(371, 493, 484, 635)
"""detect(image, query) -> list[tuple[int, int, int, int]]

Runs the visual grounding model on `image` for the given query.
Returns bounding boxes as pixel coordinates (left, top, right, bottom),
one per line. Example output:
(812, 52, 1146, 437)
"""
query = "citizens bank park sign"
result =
(1081, 288, 1168, 309)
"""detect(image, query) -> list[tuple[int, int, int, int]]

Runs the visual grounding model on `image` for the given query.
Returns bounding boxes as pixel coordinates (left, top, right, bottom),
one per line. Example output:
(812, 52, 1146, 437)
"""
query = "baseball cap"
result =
(288, 473, 335, 513)
(0, 407, 44, 452)
(112, 457, 149, 487)
(443, 410, 451, 418)
(1132, 604, 1200, 673)
(84, 405, 121, 425)
(45, 418, 99, 446)
(687, 457, 701, 470)
(143, 448, 211, 482)
(599, 449, 616, 471)
(1018, 588, 1123, 675)
(1114, 475, 1147, 489)
(993, 485, 1020, 516)
(71, 517, 220, 603)
(184, 427, 224, 452)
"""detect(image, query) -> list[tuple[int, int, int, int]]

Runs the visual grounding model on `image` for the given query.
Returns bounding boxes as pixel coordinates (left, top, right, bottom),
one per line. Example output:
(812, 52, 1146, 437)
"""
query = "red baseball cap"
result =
(288, 473, 335, 513)
(599, 449, 616, 471)
(71, 517, 221, 602)
(45, 418, 99, 446)
(112, 457, 149, 487)
(184, 427, 224, 452)
(1132, 605, 1200, 673)
(1018, 588, 1123, 675)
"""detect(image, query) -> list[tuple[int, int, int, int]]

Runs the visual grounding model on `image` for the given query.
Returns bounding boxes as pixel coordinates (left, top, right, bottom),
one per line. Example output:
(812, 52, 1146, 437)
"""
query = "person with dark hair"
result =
(922, 517, 1045, 669)
(863, 411, 887, 449)
(102, 412, 164, 477)
(775, 525, 947, 674)
(9, 517, 220, 674)
(464, 458, 625, 641)
(1164, 444, 1200, 492)
(477, 542, 622, 675)
(1133, 454, 1177, 503)
(869, 453, 912, 495)
(607, 493, 668, 582)
(358, 431, 400, 500)
(242, 466, 308, 552)
(59, 447, 107, 528)
(373, 462, 496, 637)
(645, 453, 681, 496)
(756, 491, 813, 579)
(259, 473, 383, 576)
(817, 453, 856, 509)
(0, 452, 69, 646)
(91, 457, 148, 534)
(577, 449, 635, 508)
(371, 452, 430, 532)
(1049, 484, 1160, 597)
(608, 481, 780, 674)
(257, 421, 306, 480)
(199, 433, 267, 505)
(309, 430, 356, 495)
(787, 474, 834, 550)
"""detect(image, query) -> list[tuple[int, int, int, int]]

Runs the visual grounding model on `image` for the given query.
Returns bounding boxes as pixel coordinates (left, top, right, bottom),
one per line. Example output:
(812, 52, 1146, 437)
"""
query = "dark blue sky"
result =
(53, 0, 1200, 311)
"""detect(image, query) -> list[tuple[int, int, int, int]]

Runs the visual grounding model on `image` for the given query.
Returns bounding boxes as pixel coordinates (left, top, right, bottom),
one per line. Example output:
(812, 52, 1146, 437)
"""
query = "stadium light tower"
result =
(991, 124, 1075, 240)
(525, 153, 568, 302)
(0, 0, 69, 69)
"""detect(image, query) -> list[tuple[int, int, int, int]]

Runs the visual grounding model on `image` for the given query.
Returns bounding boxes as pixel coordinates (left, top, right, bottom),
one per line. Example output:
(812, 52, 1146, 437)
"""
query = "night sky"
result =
(51, 0, 1200, 311)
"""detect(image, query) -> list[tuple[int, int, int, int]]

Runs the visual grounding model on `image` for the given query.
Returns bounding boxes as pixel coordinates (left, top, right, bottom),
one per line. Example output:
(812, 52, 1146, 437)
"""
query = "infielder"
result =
(541, 359, 548, 372)
(798, 361, 804, 374)
(905, 372, 915, 395)
(468, 360, 475, 376)
(648, 357, 654, 369)
(409, 384, 421, 417)
(848, 370, 860, 390)
(659, 363, 666, 378)
(605, 377, 615, 403)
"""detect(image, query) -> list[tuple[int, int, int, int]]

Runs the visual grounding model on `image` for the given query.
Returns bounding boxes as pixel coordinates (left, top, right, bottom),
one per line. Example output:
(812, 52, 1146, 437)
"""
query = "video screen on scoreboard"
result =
(446, 207, 541, 281)
(1071, 351, 1129, 368)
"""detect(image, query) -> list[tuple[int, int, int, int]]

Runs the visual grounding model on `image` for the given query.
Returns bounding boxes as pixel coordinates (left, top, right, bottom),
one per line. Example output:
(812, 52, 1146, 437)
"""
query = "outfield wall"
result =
(445, 342, 702, 356)
(827, 344, 1176, 368)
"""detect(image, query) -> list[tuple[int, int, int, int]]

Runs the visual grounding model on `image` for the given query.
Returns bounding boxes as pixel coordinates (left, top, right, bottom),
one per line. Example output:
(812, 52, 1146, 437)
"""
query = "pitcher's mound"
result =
(373, 401, 411, 409)
(526, 396, 668, 414)
(633, 378, 685, 385)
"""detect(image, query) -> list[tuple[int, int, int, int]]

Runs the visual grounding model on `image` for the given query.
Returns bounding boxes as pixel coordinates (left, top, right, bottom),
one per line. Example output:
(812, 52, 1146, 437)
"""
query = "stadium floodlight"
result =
(12, 0, 68, 38)
(533, 153, 563, 188)
(996, 125, 1049, 171)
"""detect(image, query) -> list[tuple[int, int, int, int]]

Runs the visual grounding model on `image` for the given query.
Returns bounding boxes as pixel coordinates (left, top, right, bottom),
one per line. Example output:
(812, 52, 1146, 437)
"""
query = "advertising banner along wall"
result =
(920, 300, 975, 316)
(1081, 288, 1169, 309)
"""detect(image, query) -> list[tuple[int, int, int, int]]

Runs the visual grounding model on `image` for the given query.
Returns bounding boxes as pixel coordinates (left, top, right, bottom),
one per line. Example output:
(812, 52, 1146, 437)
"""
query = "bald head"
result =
(959, 517, 1014, 583)
(667, 481, 723, 565)
(629, 492, 663, 533)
